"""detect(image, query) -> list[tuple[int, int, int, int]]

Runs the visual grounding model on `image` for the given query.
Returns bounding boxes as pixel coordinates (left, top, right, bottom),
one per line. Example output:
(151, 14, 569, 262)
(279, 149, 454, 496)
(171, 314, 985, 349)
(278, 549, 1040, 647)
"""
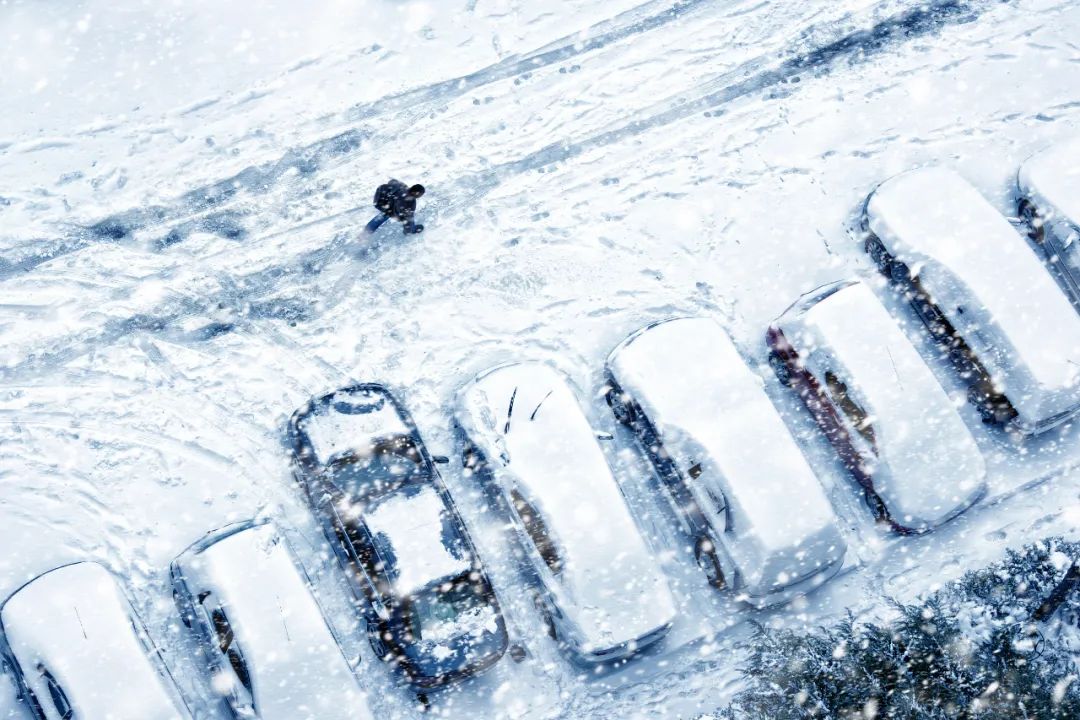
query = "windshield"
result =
(406, 574, 491, 644)
(325, 434, 428, 497)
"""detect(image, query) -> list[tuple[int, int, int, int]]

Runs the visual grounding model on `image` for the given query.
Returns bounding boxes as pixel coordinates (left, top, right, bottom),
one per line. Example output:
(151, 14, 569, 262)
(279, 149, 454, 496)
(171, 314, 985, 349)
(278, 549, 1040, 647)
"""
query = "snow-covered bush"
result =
(726, 538, 1080, 719)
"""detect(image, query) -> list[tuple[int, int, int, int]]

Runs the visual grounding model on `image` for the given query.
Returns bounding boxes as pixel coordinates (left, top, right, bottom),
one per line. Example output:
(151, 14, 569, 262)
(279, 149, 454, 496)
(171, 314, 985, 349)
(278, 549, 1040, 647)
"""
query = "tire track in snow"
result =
(0, 0, 997, 387)
(0, 0, 721, 280)
(259, 0, 991, 304)
(435, 0, 984, 221)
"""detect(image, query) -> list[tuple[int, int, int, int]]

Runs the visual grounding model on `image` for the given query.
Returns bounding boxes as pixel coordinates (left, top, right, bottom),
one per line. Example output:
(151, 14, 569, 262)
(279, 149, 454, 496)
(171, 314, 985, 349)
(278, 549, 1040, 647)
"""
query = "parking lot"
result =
(4, 0, 1080, 717)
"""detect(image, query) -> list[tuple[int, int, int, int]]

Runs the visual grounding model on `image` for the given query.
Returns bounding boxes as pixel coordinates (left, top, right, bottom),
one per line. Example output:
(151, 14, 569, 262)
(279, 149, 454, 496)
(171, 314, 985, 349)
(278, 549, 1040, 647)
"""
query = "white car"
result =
(864, 165, 1080, 434)
(0, 562, 190, 720)
(1017, 136, 1080, 305)
(768, 279, 988, 533)
(171, 521, 375, 720)
(605, 317, 847, 608)
(456, 362, 677, 664)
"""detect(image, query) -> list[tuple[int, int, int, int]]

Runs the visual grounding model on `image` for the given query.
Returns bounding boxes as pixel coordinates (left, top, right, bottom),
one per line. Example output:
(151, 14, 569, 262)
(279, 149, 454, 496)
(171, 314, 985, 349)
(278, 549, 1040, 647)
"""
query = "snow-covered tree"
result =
(727, 538, 1080, 719)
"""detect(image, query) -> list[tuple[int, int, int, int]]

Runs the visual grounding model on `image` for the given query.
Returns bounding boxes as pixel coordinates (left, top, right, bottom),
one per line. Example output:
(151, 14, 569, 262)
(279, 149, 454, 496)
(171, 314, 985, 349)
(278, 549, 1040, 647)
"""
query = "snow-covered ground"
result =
(3, 0, 1080, 717)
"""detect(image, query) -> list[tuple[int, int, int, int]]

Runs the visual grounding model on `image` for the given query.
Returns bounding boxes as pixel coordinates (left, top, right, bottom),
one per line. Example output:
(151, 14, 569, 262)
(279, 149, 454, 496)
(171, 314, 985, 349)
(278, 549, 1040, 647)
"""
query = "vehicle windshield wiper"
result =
(504, 387, 518, 434)
(530, 390, 553, 421)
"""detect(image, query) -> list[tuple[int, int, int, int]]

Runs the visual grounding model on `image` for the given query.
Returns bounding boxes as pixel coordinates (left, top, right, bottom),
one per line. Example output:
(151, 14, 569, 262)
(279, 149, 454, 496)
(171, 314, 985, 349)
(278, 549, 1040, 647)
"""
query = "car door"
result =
(37, 665, 73, 720)
(507, 485, 572, 634)
(196, 593, 255, 718)
(681, 455, 729, 535)
(326, 500, 387, 614)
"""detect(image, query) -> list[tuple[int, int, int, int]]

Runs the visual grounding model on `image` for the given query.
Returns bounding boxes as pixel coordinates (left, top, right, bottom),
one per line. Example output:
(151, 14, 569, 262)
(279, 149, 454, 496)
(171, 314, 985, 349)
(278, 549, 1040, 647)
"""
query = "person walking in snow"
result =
(367, 179, 425, 235)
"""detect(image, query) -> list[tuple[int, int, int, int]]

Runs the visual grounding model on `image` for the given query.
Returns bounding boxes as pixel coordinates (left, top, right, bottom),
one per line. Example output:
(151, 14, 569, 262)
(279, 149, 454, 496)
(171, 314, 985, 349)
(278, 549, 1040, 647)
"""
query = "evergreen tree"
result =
(728, 539, 1080, 719)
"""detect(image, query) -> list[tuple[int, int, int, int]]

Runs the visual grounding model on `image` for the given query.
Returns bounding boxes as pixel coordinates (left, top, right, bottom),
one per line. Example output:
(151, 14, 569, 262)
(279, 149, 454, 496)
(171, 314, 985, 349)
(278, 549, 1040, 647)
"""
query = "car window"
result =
(326, 434, 427, 497)
(208, 605, 253, 694)
(406, 574, 488, 642)
(38, 666, 72, 720)
(824, 371, 877, 449)
(510, 488, 563, 576)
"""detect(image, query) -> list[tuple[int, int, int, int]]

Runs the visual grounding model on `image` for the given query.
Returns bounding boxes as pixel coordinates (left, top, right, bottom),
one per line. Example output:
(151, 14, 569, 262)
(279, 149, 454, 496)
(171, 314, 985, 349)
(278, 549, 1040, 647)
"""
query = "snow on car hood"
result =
(786, 280, 987, 528)
(456, 362, 676, 655)
(175, 523, 373, 720)
(867, 165, 1080, 428)
(607, 317, 846, 597)
(0, 562, 187, 720)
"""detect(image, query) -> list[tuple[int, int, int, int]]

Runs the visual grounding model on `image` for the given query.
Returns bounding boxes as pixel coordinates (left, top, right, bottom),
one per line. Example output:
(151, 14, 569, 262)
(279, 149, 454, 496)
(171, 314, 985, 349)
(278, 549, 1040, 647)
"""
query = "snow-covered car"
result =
(864, 165, 1080, 434)
(767, 279, 988, 533)
(605, 317, 847, 608)
(170, 520, 375, 720)
(288, 385, 508, 689)
(0, 561, 190, 720)
(1017, 136, 1080, 305)
(455, 362, 677, 664)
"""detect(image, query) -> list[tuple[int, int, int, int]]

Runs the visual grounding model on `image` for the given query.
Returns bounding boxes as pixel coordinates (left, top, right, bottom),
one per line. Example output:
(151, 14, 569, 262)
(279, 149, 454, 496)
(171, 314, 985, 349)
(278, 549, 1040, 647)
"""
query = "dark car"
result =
(287, 384, 508, 690)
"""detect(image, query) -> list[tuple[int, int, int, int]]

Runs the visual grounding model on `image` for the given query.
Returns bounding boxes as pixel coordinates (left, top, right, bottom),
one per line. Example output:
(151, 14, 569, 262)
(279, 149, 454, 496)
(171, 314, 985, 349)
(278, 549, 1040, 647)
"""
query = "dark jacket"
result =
(374, 180, 416, 222)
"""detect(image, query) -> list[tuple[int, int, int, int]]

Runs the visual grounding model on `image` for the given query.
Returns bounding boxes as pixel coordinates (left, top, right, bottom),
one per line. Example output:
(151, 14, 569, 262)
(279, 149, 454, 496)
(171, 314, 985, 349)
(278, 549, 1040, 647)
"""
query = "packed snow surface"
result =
(5, 0, 1080, 717)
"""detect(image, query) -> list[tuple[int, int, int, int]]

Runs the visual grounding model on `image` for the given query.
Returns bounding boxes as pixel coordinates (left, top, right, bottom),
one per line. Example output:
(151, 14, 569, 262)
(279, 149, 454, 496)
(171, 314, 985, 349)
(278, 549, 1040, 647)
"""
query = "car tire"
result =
(967, 383, 998, 424)
(865, 235, 892, 275)
(694, 536, 726, 590)
(864, 489, 889, 524)
(367, 620, 389, 661)
(889, 257, 911, 285)
(1019, 199, 1045, 245)
(768, 350, 792, 385)
(173, 589, 193, 629)
(606, 383, 637, 427)
(532, 592, 558, 640)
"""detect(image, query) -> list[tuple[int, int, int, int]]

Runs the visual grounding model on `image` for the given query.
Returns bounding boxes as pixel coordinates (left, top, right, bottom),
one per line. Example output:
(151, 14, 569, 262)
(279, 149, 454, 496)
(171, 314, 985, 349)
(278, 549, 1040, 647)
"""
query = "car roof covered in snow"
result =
(866, 165, 1080, 429)
(172, 522, 373, 720)
(1019, 135, 1080, 232)
(607, 317, 846, 598)
(775, 280, 987, 529)
(297, 386, 413, 467)
(362, 484, 471, 597)
(456, 362, 676, 655)
(0, 561, 187, 720)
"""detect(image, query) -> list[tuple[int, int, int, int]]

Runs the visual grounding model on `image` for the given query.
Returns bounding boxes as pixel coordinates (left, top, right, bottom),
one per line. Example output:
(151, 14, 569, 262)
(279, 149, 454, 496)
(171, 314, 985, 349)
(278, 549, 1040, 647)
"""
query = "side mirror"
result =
(431, 455, 450, 465)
